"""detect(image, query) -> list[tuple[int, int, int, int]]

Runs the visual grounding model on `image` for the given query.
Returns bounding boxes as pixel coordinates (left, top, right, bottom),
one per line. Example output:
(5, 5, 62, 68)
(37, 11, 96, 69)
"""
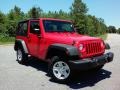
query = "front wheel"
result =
(16, 48, 28, 64)
(49, 56, 71, 83)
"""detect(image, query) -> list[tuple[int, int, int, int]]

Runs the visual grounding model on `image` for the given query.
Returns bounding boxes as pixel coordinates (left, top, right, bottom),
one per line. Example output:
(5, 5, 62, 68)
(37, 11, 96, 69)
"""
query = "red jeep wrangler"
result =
(14, 18, 114, 82)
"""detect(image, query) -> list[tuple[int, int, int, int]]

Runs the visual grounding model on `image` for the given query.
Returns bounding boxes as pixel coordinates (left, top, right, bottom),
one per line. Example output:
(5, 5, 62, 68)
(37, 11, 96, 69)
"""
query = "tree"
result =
(86, 15, 107, 36)
(42, 10, 70, 20)
(117, 28, 120, 34)
(98, 18, 107, 34)
(28, 7, 43, 18)
(86, 15, 95, 36)
(43, 11, 55, 18)
(7, 6, 25, 36)
(108, 26, 116, 33)
(0, 11, 7, 34)
(0, 1, 111, 39)
(70, 0, 88, 34)
(58, 10, 71, 20)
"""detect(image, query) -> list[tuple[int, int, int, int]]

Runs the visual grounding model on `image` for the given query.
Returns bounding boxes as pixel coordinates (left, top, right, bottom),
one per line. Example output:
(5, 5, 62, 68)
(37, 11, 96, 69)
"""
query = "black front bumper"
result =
(68, 52, 114, 70)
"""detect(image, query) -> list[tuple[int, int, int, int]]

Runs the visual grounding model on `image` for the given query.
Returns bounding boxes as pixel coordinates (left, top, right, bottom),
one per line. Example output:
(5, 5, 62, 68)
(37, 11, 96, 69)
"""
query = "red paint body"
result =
(16, 18, 105, 60)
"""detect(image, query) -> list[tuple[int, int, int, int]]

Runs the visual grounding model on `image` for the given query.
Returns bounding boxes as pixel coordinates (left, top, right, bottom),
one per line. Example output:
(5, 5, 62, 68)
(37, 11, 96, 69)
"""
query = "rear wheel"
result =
(16, 48, 28, 64)
(49, 56, 71, 83)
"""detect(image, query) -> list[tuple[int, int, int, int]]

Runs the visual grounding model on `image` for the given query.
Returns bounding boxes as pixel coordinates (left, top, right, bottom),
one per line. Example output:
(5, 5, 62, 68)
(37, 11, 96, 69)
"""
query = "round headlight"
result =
(79, 44, 84, 51)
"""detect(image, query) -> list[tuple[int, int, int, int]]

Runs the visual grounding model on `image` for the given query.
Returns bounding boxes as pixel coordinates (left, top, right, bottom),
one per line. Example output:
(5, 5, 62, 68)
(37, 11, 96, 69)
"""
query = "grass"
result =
(0, 37, 15, 45)
(96, 33, 108, 40)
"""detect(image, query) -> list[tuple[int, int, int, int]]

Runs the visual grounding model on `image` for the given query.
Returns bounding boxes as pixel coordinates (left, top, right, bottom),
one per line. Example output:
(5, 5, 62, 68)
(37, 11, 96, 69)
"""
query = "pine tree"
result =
(28, 7, 43, 18)
(70, 0, 88, 34)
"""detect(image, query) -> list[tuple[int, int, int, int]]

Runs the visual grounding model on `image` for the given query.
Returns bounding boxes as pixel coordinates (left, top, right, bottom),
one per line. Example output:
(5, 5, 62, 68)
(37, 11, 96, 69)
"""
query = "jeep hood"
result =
(45, 32, 102, 45)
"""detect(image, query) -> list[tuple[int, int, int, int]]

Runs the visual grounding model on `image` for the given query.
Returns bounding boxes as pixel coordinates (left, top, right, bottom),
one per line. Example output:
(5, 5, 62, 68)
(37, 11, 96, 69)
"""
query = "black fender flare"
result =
(105, 43, 110, 49)
(14, 39, 28, 54)
(46, 43, 79, 59)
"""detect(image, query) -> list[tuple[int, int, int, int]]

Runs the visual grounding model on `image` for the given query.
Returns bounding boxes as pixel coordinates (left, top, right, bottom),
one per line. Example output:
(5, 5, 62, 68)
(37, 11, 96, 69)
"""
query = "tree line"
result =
(107, 26, 120, 34)
(0, 0, 118, 40)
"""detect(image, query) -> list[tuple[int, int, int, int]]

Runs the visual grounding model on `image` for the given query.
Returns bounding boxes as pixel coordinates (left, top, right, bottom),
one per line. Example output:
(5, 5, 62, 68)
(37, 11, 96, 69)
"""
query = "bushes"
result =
(0, 37, 15, 42)
(0, 34, 15, 43)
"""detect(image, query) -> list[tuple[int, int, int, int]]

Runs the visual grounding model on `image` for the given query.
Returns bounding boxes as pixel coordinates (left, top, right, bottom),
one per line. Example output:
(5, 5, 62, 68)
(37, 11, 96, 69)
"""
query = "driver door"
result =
(27, 20, 41, 57)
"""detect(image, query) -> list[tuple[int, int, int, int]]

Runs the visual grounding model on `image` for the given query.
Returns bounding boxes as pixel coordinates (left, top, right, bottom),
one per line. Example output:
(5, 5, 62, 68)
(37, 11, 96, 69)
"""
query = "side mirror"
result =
(74, 25, 80, 32)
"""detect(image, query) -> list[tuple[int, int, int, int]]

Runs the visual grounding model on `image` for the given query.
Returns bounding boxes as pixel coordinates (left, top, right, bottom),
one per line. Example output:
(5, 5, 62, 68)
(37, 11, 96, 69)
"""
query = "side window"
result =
(17, 21, 28, 36)
(30, 21, 40, 34)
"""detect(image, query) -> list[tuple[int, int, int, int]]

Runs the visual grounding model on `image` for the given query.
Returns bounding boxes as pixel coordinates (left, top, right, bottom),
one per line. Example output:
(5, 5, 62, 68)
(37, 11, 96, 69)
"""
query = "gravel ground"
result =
(0, 34, 120, 90)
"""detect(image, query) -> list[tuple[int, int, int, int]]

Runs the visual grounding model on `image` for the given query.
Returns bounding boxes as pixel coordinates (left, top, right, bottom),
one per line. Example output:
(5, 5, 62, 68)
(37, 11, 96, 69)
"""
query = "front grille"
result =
(85, 41, 103, 57)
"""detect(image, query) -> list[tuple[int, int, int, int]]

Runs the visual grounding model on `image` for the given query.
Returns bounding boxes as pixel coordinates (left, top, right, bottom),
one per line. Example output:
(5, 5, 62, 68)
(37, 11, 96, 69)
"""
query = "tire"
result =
(49, 56, 72, 83)
(16, 47, 28, 64)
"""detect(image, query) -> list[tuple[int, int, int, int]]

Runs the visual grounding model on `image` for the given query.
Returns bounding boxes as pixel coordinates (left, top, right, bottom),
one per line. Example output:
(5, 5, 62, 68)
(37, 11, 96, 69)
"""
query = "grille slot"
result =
(85, 41, 102, 56)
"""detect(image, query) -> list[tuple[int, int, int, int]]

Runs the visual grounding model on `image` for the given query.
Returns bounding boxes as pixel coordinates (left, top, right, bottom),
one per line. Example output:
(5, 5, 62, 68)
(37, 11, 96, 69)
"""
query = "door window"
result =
(30, 21, 40, 34)
(17, 21, 28, 36)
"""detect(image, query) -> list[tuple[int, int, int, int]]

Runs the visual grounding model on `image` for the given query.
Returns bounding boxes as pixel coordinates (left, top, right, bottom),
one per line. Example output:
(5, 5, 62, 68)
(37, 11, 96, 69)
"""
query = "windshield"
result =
(43, 20, 75, 32)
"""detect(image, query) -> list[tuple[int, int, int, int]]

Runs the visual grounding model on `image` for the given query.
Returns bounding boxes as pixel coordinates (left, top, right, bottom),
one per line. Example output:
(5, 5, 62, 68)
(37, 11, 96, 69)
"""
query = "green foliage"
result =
(28, 6, 43, 18)
(0, 11, 6, 23)
(42, 10, 71, 20)
(70, 0, 88, 34)
(0, 33, 15, 43)
(70, 0, 107, 36)
(108, 26, 116, 33)
(117, 28, 120, 34)
(0, 1, 117, 43)
(0, 11, 7, 34)
(6, 6, 25, 37)
(86, 15, 107, 36)
(97, 34, 107, 40)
